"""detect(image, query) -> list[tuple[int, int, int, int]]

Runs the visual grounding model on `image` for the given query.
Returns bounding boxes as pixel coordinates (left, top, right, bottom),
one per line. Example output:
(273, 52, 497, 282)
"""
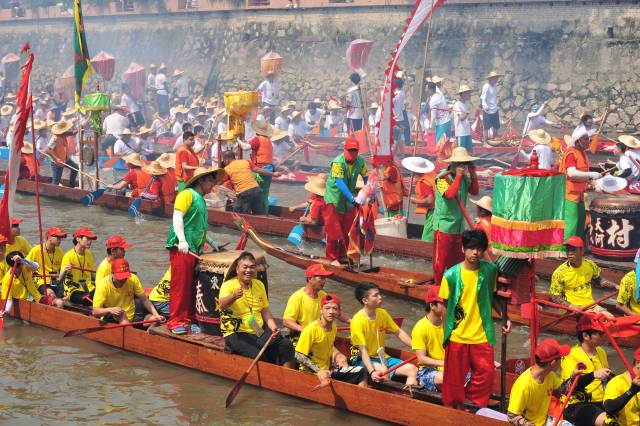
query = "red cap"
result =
(305, 263, 334, 278)
(577, 314, 605, 332)
(111, 258, 132, 281)
(565, 236, 584, 248)
(73, 226, 97, 240)
(321, 293, 341, 307)
(46, 227, 67, 238)
(424, 286, 443, 304)
(11, 217, 22, 226)
(106, 235, 132, 249)
(344, 138, 360, 150)
(0, 234, 7, 244)
(535, 338, 570, 363)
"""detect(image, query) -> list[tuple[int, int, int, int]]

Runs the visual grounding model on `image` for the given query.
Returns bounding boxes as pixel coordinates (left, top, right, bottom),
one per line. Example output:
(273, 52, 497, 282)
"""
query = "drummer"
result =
(403, 157, 436, 242)
(612, 135, 640, 181)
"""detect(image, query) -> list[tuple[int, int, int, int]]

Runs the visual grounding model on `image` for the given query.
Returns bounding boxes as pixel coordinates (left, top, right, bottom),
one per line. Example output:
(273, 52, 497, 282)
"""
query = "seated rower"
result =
(218, 251, 296, 368)
(507, 338, 588, 426)
(26, 227, 67, 298)
(7, 217, 32, 256)
(0, 251, 51, 308)
(412, 286, 446, 392)
(560, 315, 614, 426)
(350, 282, 418, 387)
(615, 253, 640, 316)
(108, 153, 161, 200)
(0, 234, 10, 278)
(603, 347, 640, 426)
(550, 236, 618, 316)
(148, 267, 171, 319)
(156, 153, 177, 205)
(288, 174, 328, 228)
(92, 258, 164, 324)
(283, 264, 350, 347)
(295, 293, 367, 387)
(60, 227, 97, 306)
(95, 235, 131, 284)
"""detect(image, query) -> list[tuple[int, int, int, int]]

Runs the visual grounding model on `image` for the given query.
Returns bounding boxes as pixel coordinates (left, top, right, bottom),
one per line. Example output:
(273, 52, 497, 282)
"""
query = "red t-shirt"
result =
(307, 193, 327, 224)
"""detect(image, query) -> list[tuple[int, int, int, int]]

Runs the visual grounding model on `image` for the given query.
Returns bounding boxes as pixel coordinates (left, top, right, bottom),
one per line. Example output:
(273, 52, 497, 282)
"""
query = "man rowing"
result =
(1, 251, 47, 307)
(438, 229, 511, 408)
(26, 226, 66, 298)
(60, 227, 97, 306)
(95, 235, 131, 284)
(616, 252, 640, 316)
(219, 251, 296, 368)
(603, 347, 640, 425)
(7, 217, 32, 256)
(507, 338, 587, 426)
(165, 166, 223, 335)
(549, 236, 618, 316)
(295, 293, 367, 387)
(412, 286, 447, 392)
(350, 282, 417, 388)
(92, 258, 164, 324)
(108, 153, 162, 200)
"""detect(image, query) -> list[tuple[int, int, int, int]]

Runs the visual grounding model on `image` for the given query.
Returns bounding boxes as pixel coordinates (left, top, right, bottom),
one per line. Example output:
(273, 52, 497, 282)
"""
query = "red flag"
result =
(347, 204, 377, 261)
(0, 50, 33, 243)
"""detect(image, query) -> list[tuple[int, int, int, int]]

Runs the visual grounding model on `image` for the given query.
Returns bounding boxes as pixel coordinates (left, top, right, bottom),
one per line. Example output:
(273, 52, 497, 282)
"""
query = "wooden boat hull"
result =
(6, 176, 629, 284)
(8, 300, 505, 425)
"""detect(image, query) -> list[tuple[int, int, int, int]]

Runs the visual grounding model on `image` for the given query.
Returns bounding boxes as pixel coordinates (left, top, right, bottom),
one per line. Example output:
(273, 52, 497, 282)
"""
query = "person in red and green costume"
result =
(438, 229, 511, 408)
(432, 147, 479, 286)
(559, 128, 601, 242)
(165, 166, 224, 335)
(323, 137, 368, 264)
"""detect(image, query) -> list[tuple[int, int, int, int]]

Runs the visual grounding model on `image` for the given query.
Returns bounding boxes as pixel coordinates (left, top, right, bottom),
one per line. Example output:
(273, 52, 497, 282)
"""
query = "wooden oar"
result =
(37, 148, 111, 187)
(380, 355, 418, 377)
(276, 143, 306, 167)
(552, 372, 582, 426)
(225, 331, 278, 408)
(540, 290, 618, 332)
(0, 262, 19, 330)
(81, 178, 124, 206)
(63, 318, 163, 337)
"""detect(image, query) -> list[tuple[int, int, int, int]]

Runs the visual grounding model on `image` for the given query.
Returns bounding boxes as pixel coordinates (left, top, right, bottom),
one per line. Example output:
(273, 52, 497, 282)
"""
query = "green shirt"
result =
(433, 171, 470, 234)
(165, 188, 208, 254)
(323, 153, 366, 214)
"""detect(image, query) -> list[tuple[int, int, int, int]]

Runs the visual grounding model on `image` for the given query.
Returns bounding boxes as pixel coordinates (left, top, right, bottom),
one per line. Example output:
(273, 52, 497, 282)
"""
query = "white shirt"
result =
(288, 120, 306, 140)
(121, 93, 140, 113)
(346, 86, 363, 119)
(173, 135, 184, 151)
(172, 121, 184, 136)
(176, 76, 190, 98)
(304, 109, 322, 127)
(522, 104, 555, 134)
(274, 115, 289, 131)
(272, 140, 290, 161)
(429, 92, 450, 126)
(453, 100, 471, 137)
(368, 111, 377, 128)
(139, 136, 155, 156)
(480, 83, 498, 114)
(113, 138, 135, 156)
(572, 123, 596, 141)
(147, 73, 156, 89)
(155, 73, 168, 95)
(151, 118, 169, 135)
(521, 144, 554, 170)
(257, 79, 279, 106)
(617, 151, 640, 180)
(392, 89, 406, 122)
(211, 140, 232, 168)
(36, 134, 48, 152)
(325, 111, 342, 130)
(217, 121, 227, 136)
(102, 113, 129, 137)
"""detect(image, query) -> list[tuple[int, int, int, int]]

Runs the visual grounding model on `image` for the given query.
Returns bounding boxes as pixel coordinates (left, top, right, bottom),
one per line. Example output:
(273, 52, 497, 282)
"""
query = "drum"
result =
(589, 195, 640, 260)
(195, 250, 268, 335)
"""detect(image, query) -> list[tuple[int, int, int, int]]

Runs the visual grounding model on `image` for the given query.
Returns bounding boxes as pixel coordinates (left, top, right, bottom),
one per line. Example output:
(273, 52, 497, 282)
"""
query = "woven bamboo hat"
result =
(33, 119, 47, 130)
(185, 167, 225, 188)
(156, 152, 176, 169)
(136, 126, 153, 136)
(142, 161, 168, 176)
(458, 84, 473, 94)
(271, 129, 288, 142)
(471, 195, 493, 213)
(304, 173, 327, 197)
(328, 100, 342, 110)
(123, 153, 145, 167)
(432, 75, 444, 84)
(21, 142, 34, 154)
(443, 147, 479, 163)
(486, 71, 503, 79)
(528, 129, 551, 145)
(172, 69, 184, 78)
(618, 135, 640, 149)
(290, 111, 302, 120)
(51, 120, 74, 135)
(251, 119, 274, 137)
(0, 105, 13, 116)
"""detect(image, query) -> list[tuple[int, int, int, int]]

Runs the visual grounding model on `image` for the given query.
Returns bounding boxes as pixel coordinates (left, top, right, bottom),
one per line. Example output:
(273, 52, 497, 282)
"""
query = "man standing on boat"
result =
(432, 147, 479, 286)
(45, 120, 78, 188)
(323, 138, 368, 264)
(480, 71, 502, 144)
(295, 293, 367, 387)
(248, 120, 280, 214)
(549, 236, 618, 316)
(165, 167, 224, 335)
(175, 131, 200, 192)
(438, 229, 511, 408)
(559, 128, 601, 241)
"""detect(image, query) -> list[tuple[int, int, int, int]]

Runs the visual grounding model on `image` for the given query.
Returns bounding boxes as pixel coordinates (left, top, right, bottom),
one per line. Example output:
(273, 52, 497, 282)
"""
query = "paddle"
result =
(552, 372, 582, 426)
(539, 290, 618, 332)
(288, 204, 310, 246)
(0, 262, 19, 330)
(81, 178, 124, 206)
(225, 331, 278, 408)
(379, 355, 417, 377)
(63, 318, 163, 337)
(337, 316, 404, 331)
(128, 177, 155, 219)
(37, 148, 111, 187)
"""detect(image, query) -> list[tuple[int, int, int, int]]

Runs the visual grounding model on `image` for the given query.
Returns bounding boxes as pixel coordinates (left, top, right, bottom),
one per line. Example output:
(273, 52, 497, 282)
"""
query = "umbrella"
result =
(91, 51, 115, 81)
(2, 53, 20, 84)
(123, 63, 146, 98)
(57, 65, 75, 99)
(346, 39, 373, 77)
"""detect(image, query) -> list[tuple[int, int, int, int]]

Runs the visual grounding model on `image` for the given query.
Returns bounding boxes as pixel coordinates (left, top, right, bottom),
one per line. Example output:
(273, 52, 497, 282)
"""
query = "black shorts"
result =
(331, 366, 367, 385)
(224, 329, 295, 365)
(482, 110, 500, 130)
(69, 290, 94, 306)
(564, 403, 604, 426)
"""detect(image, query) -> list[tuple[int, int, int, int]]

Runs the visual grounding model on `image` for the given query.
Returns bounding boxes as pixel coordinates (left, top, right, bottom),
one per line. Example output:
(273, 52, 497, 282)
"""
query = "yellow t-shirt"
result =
(617, 271, 640, 314)
(7, 235, 32, 257)
(92, 274, 145, 321)
(549, 259, 601, 307)
(149, 267, 171, 303)
(282, 287, 327, 329)
(295, 319, 337, 371)
(411, 316, 445, 371)
(95, 258, 112, 285)
(26, 244, 63, 287)
(349, 308, 398, 360)
(561, 344, 609, 404)
(61, 248, 96, 298)
(603, 372, 640, 426)
(508, 368, 562, 426)
(219, 277, 269, 337)
(439, 267, 495, 344)
(1, 269, 41, 302)
(174, 189, 193, 214)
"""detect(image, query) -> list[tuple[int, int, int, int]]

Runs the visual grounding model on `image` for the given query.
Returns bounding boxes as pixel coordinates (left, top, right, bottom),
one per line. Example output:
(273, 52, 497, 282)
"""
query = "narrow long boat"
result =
(5, 175, 630, 283)
(240, 218, 640, 349)
(6, 300, 507, 425)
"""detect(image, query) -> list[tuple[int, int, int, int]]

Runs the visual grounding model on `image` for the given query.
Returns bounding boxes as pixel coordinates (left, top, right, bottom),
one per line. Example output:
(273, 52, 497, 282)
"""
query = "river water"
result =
(0, 180, 633, 425)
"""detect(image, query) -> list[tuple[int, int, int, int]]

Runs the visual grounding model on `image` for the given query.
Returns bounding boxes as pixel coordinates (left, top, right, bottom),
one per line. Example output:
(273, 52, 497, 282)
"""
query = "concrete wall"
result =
(2, 2, 639, 130)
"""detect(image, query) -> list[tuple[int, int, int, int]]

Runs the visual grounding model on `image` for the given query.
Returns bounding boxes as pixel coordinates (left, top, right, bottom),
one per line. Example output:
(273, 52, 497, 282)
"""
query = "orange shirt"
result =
(381, 165, 407, 212)
(415, 173, 435, 214)
(159, 169, 177, 204)
(123, 168, 161, 198)
(52, 136, 68, 163)
(249, 135, 273, 166)
(224, 159, 258, 194)
(175, 146, 199, 182)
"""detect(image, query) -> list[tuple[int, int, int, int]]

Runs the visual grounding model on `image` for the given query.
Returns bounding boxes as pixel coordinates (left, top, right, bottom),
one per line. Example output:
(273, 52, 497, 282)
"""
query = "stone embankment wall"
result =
(2, 2, 639, 132)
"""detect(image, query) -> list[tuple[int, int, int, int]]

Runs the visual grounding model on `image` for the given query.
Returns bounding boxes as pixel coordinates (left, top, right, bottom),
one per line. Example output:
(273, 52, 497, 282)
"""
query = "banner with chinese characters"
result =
(491, 171, 566, 258)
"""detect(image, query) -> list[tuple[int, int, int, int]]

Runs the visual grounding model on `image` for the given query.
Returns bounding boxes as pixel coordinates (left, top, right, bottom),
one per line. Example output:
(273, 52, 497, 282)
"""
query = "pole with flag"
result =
(73, 0, 92, 112)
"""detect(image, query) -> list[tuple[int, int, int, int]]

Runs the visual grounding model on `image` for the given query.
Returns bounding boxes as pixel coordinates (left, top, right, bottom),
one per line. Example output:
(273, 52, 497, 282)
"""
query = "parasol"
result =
(1, 53, 20, 85)
(90, 51, 115, 82)
(123, 63, 146, 98)
(346, 39, 373, 77)
(57, 65, 75, 99)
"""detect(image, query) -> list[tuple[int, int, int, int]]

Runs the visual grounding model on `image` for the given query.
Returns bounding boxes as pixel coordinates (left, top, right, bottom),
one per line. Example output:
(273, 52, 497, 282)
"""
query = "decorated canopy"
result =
(491, 169, 566, 258)
(346, 39, 373, 77)
(91, 51, 115, 81)
(123, 63, 145, 98)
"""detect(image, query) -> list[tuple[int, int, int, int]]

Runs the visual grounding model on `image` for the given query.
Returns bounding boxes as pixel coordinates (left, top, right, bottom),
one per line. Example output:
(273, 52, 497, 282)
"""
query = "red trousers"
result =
(442, 341, 494, 407)
(167, 248, 198, 330)
(323, 204, 355, 261)
(433, 230, 464, 285)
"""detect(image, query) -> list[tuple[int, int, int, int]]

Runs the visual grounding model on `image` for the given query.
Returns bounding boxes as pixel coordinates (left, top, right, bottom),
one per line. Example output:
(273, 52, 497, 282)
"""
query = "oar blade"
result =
(63, 327, 99, 338)
(287, 224, 304, 246)
(82, 188, 107, 206)
(225, 372, 249, 408)
(128, 198, 142, 218)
